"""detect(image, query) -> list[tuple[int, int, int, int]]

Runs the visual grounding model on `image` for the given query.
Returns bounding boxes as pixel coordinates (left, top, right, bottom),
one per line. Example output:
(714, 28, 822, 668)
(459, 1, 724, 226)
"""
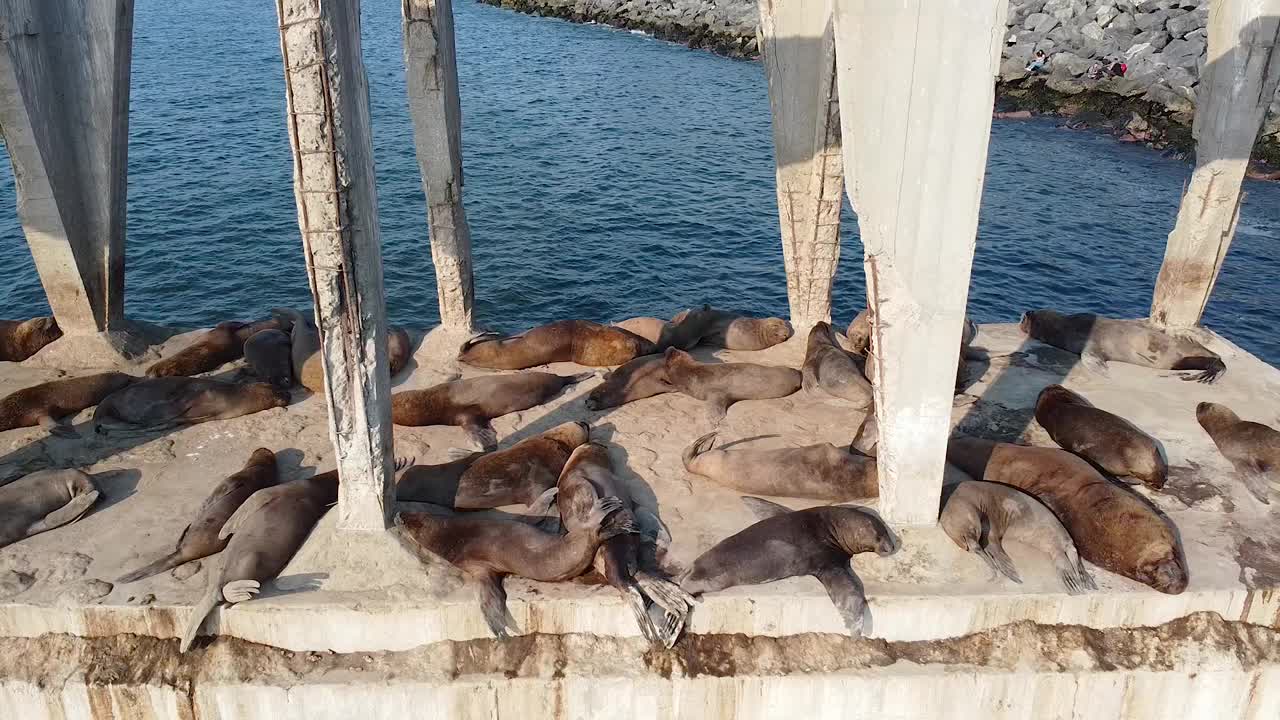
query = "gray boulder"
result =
(1109, 12, 1136, 32)
(1165, 10, 1203, 37)
(1025, 12, 1061, 34)
(1131, 29, 1170, 51)
(1081, 21, 1105, 42)
(1161, 37, 1205, 69)
(1133, 9, 1168, 31)
(1052, 51, 1095, 77)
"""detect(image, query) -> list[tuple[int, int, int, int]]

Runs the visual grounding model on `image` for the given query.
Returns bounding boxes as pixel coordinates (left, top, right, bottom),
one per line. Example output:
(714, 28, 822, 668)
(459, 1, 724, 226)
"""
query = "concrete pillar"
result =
(403, 0, 474, 330)
(276, 0, 394, 531)
(1150, 1, 1280, 329)
(0, 0, 132, 334)
(833, 0, 1007, 525)
(758, 0, 843, 332)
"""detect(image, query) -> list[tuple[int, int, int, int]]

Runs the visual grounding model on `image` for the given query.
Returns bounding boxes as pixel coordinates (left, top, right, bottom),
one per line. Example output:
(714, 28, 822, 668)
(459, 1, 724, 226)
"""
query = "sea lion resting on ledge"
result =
(683, 433, 877, 502)
(0, 469, 99, 549)
(847, 309, 977, 390)
(1196, 402, 1280, 504)
(0, 316, 61, 362)
(663, 348, 801, 423)
(1035, 384, 1167, 490)
(802, 321, 872, 410)
(147, 314, 293, 378)
(92, 377, 290, 434)
(458, 320, 656, 370)
(670, 307, 792, 350)
(584, 355, 673, 411)
(0, 372, 136, 438)
(1021, 309, 1225, 383)
(298, 325, 413, 393)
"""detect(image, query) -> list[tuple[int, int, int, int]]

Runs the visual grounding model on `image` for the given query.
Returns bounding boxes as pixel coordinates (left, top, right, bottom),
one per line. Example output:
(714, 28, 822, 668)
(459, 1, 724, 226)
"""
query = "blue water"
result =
(1, 0, 1277, 364)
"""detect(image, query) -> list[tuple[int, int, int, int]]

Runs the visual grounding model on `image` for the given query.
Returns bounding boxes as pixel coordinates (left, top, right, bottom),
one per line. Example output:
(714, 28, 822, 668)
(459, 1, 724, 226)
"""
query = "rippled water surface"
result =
(1, 0, 1277, 363)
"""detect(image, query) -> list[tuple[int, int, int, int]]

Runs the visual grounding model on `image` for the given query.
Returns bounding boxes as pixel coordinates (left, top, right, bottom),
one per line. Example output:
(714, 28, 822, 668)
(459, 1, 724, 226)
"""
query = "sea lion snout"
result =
(1146, 556, 1188, 595)
(270, 386, 292, 407)
(1019, 311, 1033, 334)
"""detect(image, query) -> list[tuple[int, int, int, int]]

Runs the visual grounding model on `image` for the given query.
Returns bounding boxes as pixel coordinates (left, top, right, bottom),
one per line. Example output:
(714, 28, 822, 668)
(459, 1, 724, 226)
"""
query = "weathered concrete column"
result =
(833, 0, 1007, 525)
(403, 0, 474, 330)
(1150, 1, 1280, 329)
(0, 0, 132, 334)
(276, 0, 394, 531)
(759, 0, 842, 332)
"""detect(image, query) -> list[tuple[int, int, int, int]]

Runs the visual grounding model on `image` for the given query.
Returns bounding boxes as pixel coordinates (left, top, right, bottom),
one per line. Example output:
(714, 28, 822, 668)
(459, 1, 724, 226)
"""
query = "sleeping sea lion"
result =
(243, 330, 293, 390)
(1196, 402, 1280, 504)
(679, 497, 897, 637)
(118, 448, 280, 583)
(683, 433, 877, 501)
(0, 316, 61, 361)
(672, 308, 792, 351)
(946, 436, 1187, 594)
(584, 355, 673, 411)
(146, 321, 249, 378)
(0, 468, 99, 549)
(298, 324, 415, 393)
(0, 372, 136, 438)
(612, 317, 666, 345)
(1021, 310, 1225, 383)
(458, 320, 656, 370)
(663, 348, 801, 422)
(801, 321, 872, 409)
(1035, 384, 1167, 489)
(656, 305, 718, 351)
(846, 309, 871, 356)
(92, 377, 290, 434)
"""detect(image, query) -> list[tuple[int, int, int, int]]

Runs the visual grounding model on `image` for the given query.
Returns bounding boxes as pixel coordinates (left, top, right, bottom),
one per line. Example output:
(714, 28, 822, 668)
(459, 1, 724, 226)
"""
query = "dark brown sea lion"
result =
(394, 452, 483, 504)
(0, 316, 61, 362)
(612, 317, 666, 344)
(1196, 402, 1280, 504)
(656, 305, 718, 351)
(243, 330, 293, 390)
(458, 320, 656, 370)
(1035, 384, 1167, 489)
(0, 372, 136, 438)
(679, 497, 897, 637)
(663, 348, 801, 422)
(672, 308, 792, 351)
(298, 324, 413, 393)
(1021, 309, 1225, 383)
(179, 469, 338, 652)
(584, 355, 673, 411)
(0, 468, 99, 549)
(146, 321, 249, 378)
(802, 321, 872, 409)
(233, 314, 294, 345)
(683, 433, 877, 501)
(118, 448, 281, 583)
(395, 495, 637, 638)
(92, 377, 290, 434)
(946, 436, 1187, 594)
(391, 372, 590, 450)
(939, 479, 1095, 594)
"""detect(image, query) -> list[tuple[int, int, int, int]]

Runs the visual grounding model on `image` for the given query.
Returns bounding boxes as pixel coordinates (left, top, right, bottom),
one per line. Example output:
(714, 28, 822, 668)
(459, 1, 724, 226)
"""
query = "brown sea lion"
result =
(1021, 310, 1225, 383)
(118, 448, 281, 583)
(663, 348, 801, 422)
(802, 321, 872, 409)
(391, 372, 590, 450)
(387, 326, 414, 378)
(0, 316, 62, 362)
(946, 436, 1187, 594)
(280, 309, 320, 388)
(1035, 385, 1167, 489)
(672, 308, 792, 351)
(458, 320, 656, 370)
(939, 479, 1095, 594)
(0, 372, 136, 438)
(612, 317, 666, 344)
(394, 452, 484, 504)
(683, 433, 877, 501)
(846, 309, 871, 356)
(298, 325, 415, 393)
(584, 355, 673, 411)
(1196, 402, 1280, 504)
(679, 497, 897, 637)
(146, 321, 249, 378)
(179, 469, 338, 652)
(395, 495, 637, 638)
(0, 468, 99, 549)
(243, 329, 293, 390)
(92, 377, 290, 434)
(233, 314, 294, 345)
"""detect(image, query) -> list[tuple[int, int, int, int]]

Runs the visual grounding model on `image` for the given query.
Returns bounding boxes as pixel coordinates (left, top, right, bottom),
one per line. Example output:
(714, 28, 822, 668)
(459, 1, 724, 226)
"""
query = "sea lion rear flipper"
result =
(740, 496, 792, 521)
(815, 566, 870, 638)
(651, 604, 686, 649)
(27, 490, 100, 535)
(218, 488, 275, 541)
(476, 572, 519, 639)
(624, 585, 661, 644)
(118, 549, 187, 584)
(1058, 559, 1097, 595)
(1079, 350, 1110, 377)
(179, 587, 222, 653)
(444, 447, 476, 462)
(635, 570, 695, 614)
(525, 487, 560, 525)
(222, 579, 261, 604)
(976, 538, 1023, 584)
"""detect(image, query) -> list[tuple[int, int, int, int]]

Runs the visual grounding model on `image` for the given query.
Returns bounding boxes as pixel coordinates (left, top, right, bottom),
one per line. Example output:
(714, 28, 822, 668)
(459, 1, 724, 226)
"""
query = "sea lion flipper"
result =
(461, 421, 498, 452)
(651, 604, 686, 649)
(634, 507, 671, 549)
(476, 572, 519, 639)
(624, 585, 660, 644)
(976, 539, 1022, 584)
(703, 394, 730, 425)
(526, 487, 559, 518)
(815, 566, 869, 638)
(1079, 350, 1110, 377)
(850, 413, 879, 458)
(26, 489, 100, 535)
(179, 588, 222, 653)
(740, 496, 791, 521)
(118, 550, 186, 584)
(219, 488, 275, 541)
(635, 571, 695, 614)
(1059, 560, 1097, 595)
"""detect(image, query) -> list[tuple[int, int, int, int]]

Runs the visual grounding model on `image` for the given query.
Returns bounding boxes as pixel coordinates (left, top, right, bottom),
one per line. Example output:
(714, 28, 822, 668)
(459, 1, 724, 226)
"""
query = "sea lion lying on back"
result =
(1196, 402, 1280, 504)
(683, 433, 877, 501)
(458, 320, 656, 370)
(0, 372, 136, 437)
(663, 348, 801, 422)
(92, 377, 290, 434)
(0, 316, 61, 361)
(671, 308, 792, 351)
(584, 355, 673, 411)
(0, 469, 99, 549)
(1035, 384, 1167, 489)
(1021, 309, 1225, 383)
(802, 321, 872, 409)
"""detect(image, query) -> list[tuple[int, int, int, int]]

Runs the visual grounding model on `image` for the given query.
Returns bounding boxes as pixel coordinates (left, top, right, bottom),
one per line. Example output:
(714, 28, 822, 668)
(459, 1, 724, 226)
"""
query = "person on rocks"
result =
(1026, 50, 1047, 73)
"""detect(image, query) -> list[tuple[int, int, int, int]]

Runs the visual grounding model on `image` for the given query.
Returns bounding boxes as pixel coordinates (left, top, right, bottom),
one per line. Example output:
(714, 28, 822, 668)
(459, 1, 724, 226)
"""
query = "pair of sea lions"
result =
(616, 308, 792, 352)
(0, 372, 136, 438)
(0, 316, 62, 362)
(147, 315, 294, 378)
(93, 377, 290, 434)
(802, 321, 872, 409)
(683, 433, 877, 502)
(1021, 309, 1225, 383)
(1197, 402, 1280, 504)
(0, 468, 99, 549)
(458, 320, 655, 370)
(663, 348, 800, 422)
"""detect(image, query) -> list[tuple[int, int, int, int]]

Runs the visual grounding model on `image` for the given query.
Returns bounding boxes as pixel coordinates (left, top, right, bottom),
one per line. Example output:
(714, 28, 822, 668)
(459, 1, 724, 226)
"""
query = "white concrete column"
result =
(0, 0, 132, 333)
(403, 0, 474, 330)
(759, 0, 842, 332)
(276, 0, 394, 531)
(1151, 1, 1280, 329)
(833, 0, 1007, 525)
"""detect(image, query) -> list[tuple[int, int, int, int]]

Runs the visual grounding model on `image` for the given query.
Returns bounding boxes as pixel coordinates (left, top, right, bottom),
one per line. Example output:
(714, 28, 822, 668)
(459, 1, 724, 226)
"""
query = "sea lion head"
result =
(959, 317, 978, 348)
(1019, 309, 1061, 336)
(1136, 545, 1188, 595)
(832, 507, 898, 558)
(546, 420, 591, 448)
(758, 317, 794, 346)
(258, 383, 292, 409)
(1195, 401, 1239, 433)
(1035, 384, 1085, 412)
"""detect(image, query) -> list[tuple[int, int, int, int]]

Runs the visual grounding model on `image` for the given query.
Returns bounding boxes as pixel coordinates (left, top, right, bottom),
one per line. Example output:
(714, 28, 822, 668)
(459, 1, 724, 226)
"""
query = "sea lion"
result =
(394, 452, 483, 504)
(0, 316, 61, 362)
(1196, 402, 1280, 504)
(802, 321, 872, 409)
(683, 433, 877, 501)
(851, 309, 977, 390)
(233, 314, 294, 345)
(243, 329, 293, 390)
(298, 324, 414, 393)
(458, 320, 656, 370)
(672, 308, 792, 351)
(655, 305, 718, 351)
(1021, 309, 1225, 383)
(584, 355, 673, 411)
(1035, 384, 1167, 489)
(280, 309, 320, 387)
(612, 317, 666, 344)
(391, 372, 590, 450)
(387, 326, 413, 378)
(679, 497, 897, 637)
(846, 309, 871, 356)
(118, 448, 280, 583)
(946, 436, 1188, 594)
(0, 372, 136, 437)
(146, 321, 249, 377)
(395, 495, 637, 638)
(0, 468, 99, 549)
(939, 479, 1095, 594)
(92, 377, 290, 434)
(663, 348, 801, 422)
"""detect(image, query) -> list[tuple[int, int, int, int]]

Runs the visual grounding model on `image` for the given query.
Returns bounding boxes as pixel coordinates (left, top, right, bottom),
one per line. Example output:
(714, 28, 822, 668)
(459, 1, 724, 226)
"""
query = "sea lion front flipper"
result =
(461, 420, 498, 452)
(218, 488, 276, 541)
(222, 579, 261, 604)
(801, 363, 819, 393)
(26, 490, 100, 535)
(975, 537, 1023, 584)
(1079, 350, 1110, 377)
(850, 413, 879, 457)
(740, 496, 792, 521)
(651, 605, 686, 649)
(815, 566, 869, 638)
(636, 570, 696, 613)
(703, 394, 730, 426)
(1237, 469, 1273, 505)
(475, 571, 519, 639)
(526, 487, 560, 533)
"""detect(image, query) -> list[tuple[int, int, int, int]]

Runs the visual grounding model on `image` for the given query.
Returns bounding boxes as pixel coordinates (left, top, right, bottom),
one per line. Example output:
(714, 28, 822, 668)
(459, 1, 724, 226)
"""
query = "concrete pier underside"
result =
(2, 322, 1280, 718)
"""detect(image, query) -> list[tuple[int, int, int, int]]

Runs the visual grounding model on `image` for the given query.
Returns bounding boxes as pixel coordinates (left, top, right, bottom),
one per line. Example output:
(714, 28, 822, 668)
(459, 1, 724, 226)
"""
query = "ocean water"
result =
(0, 0, 1277, 364)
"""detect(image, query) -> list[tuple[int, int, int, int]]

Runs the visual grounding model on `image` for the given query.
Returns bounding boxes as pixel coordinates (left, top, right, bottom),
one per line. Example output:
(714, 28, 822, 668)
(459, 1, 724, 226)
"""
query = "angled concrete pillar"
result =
(759, 0, 843, 332)
(276, 0, 394, 531)
(0, 0, 132, 334)
(1151, 1, 1280, 329)
(403, 0, 474, 330)
(834, 0, 1007, 525)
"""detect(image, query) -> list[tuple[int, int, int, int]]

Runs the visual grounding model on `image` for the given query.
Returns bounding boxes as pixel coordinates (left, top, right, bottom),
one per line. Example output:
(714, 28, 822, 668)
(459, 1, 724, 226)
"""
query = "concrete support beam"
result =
(403, 0, 474, 330)
(0, 0, 132, 334)
(1150, 1, 1280, 329)
(758, 0, 842, 332)
(276, 0, 394, 531)
(833, 0, 1007, 525)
